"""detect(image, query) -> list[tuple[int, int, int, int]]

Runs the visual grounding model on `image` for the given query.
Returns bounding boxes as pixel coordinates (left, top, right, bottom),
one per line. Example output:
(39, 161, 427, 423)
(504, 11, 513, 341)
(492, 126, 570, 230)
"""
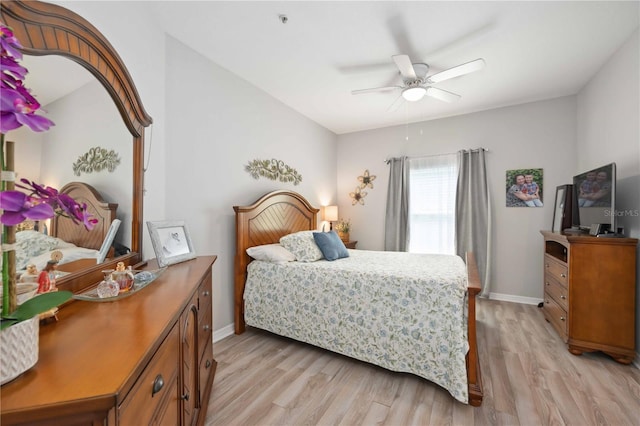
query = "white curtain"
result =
(408, 154, 458, 254)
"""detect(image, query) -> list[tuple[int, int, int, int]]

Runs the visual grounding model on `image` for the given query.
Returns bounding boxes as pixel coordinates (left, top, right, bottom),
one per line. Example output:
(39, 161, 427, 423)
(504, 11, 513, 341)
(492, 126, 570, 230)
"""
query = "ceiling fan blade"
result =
(425, 87, 461, 103)
(392, 54, 417, 80)
(386, 94, 405, 113)
(351, 86, 402, 95)
(427, 58, 485, 83)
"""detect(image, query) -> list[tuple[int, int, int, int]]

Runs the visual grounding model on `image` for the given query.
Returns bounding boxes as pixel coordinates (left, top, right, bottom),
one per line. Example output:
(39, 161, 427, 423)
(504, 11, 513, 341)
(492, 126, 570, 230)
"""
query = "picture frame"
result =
(505, 168, 544, 207)
(552, 184, 574, 232)
(552, 186, 566, 232)
(147, 220, 196, 267)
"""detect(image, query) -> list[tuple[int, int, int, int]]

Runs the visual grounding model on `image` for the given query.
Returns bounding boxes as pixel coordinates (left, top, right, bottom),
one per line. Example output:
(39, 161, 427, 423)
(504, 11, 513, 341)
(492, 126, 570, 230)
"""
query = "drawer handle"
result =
(545, 264, 549, 268)
(560, 316, 566, 321)
(560, 273, 566, 278)
(181, 392, 190, 401)
(206, 359, 212, 369)
(546, 282, 550, 286)
(560, 295, 566, 300)
(203, 290, 210, 297)
(203, 324, 211, 332)
(152, 374, 164, 396)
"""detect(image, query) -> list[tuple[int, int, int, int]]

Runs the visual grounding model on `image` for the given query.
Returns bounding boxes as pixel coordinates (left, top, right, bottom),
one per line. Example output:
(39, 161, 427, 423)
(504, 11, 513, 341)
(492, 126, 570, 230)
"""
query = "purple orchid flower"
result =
(0, 24, 22, 60)
(3, 179, 98, 230)
(1, 56, 27, 81)
(0, 190, 55, 225)
(1, 22, 54, 133)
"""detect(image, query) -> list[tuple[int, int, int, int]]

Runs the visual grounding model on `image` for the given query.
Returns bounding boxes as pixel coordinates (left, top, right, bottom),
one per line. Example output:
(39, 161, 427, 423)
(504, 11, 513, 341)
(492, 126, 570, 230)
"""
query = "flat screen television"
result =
(571, 162, 616, 233)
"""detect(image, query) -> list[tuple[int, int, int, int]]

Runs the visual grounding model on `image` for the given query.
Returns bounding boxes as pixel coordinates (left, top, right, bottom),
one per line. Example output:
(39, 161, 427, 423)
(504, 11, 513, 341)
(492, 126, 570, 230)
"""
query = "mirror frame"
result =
(1, 0, 152, 293)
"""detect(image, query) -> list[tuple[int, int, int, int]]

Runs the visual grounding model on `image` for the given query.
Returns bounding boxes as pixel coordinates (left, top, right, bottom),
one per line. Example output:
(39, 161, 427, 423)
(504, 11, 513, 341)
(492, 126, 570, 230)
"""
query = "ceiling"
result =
(23, 1, 639, 135)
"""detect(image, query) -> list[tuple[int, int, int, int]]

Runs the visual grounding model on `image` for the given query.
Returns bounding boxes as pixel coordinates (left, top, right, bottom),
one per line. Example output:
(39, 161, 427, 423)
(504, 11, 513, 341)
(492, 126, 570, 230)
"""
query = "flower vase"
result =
(338, 231, 350, 243)
(0, 316, 39, 385)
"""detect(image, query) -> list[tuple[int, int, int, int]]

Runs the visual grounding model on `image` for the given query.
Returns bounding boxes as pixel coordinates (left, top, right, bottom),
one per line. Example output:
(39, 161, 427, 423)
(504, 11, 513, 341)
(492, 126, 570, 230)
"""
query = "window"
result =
(408, 154, 458, 255)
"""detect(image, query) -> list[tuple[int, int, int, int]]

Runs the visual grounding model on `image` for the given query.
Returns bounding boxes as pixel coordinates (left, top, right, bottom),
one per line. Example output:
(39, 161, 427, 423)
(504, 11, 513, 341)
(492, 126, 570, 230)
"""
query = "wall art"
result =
(349, 186, 367, 205)
(245, 158, 302, 186)
(72, 146, 121, 176)
(506, 168, 544, 207)
(357, 169, 376, 189)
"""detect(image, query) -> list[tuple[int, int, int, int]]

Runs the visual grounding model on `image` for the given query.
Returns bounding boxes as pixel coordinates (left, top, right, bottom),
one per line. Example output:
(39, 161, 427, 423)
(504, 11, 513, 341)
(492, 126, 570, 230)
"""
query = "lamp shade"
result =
(324, 205, 338, 222)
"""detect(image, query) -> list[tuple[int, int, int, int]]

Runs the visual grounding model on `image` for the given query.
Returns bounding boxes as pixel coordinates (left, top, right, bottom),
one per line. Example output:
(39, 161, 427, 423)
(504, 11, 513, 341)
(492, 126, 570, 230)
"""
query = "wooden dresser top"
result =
(1, 256, 217, 419)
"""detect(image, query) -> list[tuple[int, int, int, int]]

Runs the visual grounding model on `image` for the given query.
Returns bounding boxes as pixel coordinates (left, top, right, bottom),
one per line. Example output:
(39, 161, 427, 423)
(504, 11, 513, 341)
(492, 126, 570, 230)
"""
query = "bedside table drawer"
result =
(344, 241, 357, 249)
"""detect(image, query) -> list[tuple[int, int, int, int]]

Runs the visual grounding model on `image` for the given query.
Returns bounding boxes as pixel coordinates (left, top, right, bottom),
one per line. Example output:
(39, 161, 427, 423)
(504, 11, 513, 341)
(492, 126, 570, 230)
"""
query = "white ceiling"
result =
(23, 1, 640, 135)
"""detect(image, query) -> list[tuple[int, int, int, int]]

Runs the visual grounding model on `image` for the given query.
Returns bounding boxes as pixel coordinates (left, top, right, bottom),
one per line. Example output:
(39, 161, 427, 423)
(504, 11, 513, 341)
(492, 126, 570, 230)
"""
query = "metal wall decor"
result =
(245, 158, 302, 186)
(72, 146, 121, 176)
(357, 169, 376, 189)
(348, 169, 376, 205)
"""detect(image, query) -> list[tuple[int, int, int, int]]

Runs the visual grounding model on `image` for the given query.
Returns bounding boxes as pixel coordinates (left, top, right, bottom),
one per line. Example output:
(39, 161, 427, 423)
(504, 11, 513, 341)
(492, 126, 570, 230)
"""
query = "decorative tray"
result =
(72, 268, 167, 302)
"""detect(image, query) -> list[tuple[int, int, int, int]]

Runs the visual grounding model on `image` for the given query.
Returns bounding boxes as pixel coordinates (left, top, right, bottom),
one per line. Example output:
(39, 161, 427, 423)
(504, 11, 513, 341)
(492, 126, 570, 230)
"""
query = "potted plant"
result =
(0, 22, 96, 384)
(334, 218, 351, 243)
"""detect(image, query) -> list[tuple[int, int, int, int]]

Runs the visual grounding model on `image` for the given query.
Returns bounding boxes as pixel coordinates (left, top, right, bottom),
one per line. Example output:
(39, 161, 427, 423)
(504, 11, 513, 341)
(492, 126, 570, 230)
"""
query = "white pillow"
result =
(279, 231, 323, 262)
(246, 244, 296, 263)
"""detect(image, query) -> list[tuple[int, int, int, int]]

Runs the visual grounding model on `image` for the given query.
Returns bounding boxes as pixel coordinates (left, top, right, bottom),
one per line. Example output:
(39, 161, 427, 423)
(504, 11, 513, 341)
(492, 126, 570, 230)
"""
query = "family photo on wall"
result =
(506, 169, 544, 207)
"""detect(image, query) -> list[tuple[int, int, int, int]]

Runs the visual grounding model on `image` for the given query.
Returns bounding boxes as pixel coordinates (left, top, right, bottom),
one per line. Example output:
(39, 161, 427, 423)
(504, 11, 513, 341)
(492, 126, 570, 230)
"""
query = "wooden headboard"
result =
(50, 182, 118, 251)
(233, 190, 319, 334)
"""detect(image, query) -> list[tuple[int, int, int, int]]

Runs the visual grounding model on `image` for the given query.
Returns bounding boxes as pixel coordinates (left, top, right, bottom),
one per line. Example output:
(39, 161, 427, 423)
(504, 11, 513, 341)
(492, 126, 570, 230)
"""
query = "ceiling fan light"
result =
(402, 86, 426, 102)
(428, 58, 486, 83)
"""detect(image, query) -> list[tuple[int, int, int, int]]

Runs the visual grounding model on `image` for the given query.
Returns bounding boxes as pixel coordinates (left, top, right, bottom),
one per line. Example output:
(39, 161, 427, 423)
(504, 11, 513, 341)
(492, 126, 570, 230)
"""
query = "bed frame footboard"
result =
(466, 252, 483, 406)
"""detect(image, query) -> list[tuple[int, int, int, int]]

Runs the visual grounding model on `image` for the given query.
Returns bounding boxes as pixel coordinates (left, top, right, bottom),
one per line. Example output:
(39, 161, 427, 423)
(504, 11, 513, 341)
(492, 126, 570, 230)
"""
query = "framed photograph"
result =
(147, 220, 196, 267)
(505, 168, 544, 207)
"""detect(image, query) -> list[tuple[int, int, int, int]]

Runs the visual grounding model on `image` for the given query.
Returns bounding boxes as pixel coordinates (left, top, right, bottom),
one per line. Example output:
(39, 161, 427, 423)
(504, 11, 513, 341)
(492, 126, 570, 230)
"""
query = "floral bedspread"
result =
(244, 249, 470, 403)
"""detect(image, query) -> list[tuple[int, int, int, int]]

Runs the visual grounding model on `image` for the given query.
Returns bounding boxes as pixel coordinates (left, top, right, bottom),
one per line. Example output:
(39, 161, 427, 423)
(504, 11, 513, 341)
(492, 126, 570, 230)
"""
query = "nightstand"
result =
(344, 241, 357, 249)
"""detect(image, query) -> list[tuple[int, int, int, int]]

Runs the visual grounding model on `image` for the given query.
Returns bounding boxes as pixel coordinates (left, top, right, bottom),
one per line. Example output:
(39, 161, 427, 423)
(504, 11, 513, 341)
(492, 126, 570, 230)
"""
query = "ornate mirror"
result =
(1, 0, 152, 293)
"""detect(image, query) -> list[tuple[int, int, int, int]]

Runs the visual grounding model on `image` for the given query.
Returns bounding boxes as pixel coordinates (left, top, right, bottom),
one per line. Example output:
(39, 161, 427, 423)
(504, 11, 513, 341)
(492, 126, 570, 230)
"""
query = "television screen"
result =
(572, 162, 616, 232)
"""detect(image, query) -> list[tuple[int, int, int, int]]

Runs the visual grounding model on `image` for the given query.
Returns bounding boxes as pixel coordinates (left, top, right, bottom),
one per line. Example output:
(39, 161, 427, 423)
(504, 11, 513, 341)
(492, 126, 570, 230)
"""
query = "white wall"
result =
(337, 96, 577, 302)
(576, 29, 639, 358)
(164, 36, 337, 333)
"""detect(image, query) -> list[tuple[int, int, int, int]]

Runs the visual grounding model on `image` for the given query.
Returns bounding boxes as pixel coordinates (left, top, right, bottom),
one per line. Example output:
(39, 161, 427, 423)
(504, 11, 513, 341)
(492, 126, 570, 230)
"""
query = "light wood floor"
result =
(205, 299, 640, 425)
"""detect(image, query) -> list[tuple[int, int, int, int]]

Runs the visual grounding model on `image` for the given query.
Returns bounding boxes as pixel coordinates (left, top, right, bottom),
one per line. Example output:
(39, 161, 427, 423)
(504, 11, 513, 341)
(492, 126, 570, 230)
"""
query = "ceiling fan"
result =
(351, 54, 485, 109)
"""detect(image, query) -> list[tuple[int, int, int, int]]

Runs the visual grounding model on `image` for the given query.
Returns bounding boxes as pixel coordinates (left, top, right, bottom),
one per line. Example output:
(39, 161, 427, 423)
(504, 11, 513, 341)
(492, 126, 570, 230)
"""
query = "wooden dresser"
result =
(540, 231, 637, 364)
(0, 256, 217, 425)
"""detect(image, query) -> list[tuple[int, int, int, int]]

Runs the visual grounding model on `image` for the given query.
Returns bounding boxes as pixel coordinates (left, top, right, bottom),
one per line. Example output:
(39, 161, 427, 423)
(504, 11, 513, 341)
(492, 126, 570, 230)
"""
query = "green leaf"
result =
(0, 291, 72, 330)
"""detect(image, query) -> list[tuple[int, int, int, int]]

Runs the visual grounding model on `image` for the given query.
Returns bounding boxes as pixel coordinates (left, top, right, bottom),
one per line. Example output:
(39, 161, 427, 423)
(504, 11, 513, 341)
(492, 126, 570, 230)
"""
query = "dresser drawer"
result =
(119, 325, 180, 425)
(544, 254, 568, 285)
(544, 274, 568, 311)
(198, 301, 213, 361)
(198, 339, 216, 407)
(543, 295, 568, 342)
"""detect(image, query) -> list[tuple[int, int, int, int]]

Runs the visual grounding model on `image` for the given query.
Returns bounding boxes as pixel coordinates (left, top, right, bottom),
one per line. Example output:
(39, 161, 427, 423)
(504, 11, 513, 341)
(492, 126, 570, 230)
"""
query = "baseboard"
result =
(489, 292, 543, 306)
(213, 323, 235, 343)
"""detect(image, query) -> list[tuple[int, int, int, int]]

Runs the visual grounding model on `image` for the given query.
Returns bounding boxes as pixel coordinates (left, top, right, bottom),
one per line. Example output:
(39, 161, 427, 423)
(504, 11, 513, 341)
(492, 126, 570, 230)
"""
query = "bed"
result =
(234, 190, 483, 406)
(16, 182, 118, 273)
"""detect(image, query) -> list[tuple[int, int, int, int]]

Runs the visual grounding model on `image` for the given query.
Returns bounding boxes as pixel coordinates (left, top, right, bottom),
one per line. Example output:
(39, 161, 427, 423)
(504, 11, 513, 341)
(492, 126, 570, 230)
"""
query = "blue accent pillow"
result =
(312, 230, 349, 261)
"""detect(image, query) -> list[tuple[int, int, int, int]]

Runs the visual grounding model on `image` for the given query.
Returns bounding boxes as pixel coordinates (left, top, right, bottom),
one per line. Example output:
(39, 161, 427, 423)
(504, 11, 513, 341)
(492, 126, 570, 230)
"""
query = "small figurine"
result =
(37, 260, 59, 294)
(20, 264, 39, 283)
